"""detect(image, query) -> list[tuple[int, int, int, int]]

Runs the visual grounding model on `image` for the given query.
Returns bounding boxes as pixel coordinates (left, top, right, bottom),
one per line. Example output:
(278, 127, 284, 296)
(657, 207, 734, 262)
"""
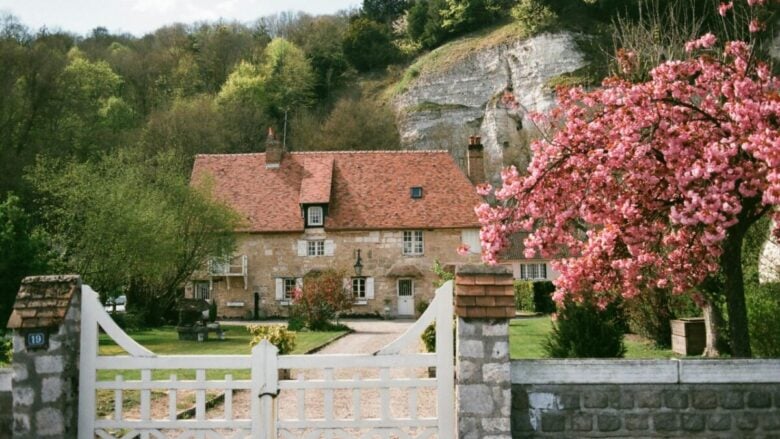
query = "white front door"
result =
(397, 278, 414, 316)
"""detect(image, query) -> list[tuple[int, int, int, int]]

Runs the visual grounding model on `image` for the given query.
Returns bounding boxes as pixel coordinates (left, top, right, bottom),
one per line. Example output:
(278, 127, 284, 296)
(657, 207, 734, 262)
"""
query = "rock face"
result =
(394, 32, 585, 183)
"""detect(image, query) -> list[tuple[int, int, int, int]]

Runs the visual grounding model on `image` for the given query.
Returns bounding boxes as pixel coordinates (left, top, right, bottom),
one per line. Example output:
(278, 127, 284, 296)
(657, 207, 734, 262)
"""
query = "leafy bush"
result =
(416, 299, 429, 316)
(291, 269, 353, 330)
(510, 0, 558, 35)
(533, 281, 557, 314)
(544, 300, 626, 358)
(747, 282, 780, 357)
(514, 281, 535, 312)
(624, 288, 699, 348)
(110, 311, 145, 332)
(247, 324, 297, 355)
(421, 322, 436, 353)
(0, 332, 11, 364)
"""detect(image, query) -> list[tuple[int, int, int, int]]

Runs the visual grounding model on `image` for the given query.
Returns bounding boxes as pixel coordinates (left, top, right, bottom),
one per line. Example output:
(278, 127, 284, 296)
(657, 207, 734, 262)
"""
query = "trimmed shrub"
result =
(544, 299, 626, 358)
(747, 282, 780, 357)
(247, 324, 297, 354)
(514, 281, 535, 312)
(533, 281, 557, 314)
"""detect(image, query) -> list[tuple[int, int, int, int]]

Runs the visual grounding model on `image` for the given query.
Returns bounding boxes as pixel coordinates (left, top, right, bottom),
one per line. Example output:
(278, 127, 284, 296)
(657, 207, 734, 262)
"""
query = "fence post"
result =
(6, 275, 82, 438)
(455, 265, 513, 439)
(251, 340, 278, 439)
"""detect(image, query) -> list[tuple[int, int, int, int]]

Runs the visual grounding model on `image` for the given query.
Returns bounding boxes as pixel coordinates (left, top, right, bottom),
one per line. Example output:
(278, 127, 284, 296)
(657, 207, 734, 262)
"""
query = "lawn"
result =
(95, 324, 347, 417)
(510, 316, 677, 359)
(97, 324, 348, 380)
(99, 324, 344, 356)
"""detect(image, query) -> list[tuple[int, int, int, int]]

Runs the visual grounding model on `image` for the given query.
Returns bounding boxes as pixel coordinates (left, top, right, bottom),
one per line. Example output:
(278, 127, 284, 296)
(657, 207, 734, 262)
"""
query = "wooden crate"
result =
(671, 318, 705, 356)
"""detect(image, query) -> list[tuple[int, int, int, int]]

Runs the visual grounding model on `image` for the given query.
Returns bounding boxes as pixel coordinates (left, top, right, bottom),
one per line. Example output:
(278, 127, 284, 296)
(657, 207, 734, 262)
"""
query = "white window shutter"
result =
(366, 277, 375, 299)
(324, 240, 335, 256)
(297, 240, 307, 256)
(275, 278, 284, 300)
(343, 277, 351, 294)
(295, 277, 303, 289)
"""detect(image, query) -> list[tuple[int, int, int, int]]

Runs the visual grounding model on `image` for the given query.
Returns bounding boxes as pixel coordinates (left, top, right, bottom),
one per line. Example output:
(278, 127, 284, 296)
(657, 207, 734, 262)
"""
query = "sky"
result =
(0, 0, 361, 36)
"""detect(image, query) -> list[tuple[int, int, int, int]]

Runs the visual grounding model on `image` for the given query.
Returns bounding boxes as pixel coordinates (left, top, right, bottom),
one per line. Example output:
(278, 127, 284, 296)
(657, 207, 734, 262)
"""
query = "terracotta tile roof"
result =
(299, 156, 333, 204)
(7, 275, 81, 329)
(192, 151, 481, 232)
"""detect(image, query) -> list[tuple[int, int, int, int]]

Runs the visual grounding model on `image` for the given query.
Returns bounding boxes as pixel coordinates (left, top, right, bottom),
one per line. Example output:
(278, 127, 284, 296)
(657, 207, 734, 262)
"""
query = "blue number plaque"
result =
(25, 331, 48, 350)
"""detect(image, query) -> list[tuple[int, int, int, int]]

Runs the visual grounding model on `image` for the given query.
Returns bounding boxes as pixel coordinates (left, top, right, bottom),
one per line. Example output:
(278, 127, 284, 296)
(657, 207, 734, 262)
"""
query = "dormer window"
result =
(410, 186, 423, 199)
(308, 206, 323, 226)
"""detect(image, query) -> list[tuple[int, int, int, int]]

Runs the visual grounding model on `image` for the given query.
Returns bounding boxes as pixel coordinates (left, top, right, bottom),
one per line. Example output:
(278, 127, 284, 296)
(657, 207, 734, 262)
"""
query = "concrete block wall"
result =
(511, 359, 780, 438)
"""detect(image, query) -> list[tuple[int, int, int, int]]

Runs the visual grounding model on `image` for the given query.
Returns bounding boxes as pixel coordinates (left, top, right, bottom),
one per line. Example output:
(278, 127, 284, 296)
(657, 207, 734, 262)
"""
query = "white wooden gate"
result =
(78, 281, 454, 439)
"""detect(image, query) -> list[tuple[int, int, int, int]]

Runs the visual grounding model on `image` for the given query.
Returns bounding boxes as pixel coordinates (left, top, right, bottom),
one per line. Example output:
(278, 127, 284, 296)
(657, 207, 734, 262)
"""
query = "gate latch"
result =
(258, 387, 280, 399)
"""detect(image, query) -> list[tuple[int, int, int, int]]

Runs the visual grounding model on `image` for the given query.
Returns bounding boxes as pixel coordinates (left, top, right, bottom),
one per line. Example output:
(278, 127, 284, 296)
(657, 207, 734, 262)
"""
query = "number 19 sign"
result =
(25, 330, 48, 350)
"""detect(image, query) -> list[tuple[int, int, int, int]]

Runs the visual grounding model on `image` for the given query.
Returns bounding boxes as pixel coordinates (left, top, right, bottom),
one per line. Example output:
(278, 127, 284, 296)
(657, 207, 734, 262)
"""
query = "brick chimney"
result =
(466, 135, 485, 184)
(265, 127, 283, 169)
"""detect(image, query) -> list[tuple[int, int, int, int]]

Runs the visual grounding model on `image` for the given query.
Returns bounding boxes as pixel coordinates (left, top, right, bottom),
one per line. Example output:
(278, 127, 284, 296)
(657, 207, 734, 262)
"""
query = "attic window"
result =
(410, 187, 423, 199)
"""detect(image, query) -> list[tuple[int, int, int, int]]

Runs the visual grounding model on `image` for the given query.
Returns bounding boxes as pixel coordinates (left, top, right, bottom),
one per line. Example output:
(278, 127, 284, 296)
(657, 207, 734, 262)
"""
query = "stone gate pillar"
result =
(6, 275, 82, 438)
(455, 265, 514, 439)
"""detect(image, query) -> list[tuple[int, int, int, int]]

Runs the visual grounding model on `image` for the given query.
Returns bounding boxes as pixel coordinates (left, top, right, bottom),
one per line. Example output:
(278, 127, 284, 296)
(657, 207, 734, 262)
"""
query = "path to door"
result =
(317, 319, 414, 354)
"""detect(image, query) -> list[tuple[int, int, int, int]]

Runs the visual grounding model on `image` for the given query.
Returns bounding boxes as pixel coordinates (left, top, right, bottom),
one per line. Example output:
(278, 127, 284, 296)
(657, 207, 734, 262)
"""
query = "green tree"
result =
(217, 60, 273, 151)
(261, 38, 315, 119)
(56, 50, 134, 158)
(343, 18, 399, 72)
(29, 148, 239, 325)
(363, 0, 410, 23)
(297, 96, 401, 151)
(142, 95, 230, 160)
(0, 194, 52, 326)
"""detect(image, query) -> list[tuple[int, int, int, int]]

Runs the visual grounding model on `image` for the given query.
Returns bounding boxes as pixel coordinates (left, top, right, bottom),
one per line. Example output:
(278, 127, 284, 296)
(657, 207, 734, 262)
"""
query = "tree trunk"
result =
(701, 298, 721, 357)
(721, 225, 752, 357)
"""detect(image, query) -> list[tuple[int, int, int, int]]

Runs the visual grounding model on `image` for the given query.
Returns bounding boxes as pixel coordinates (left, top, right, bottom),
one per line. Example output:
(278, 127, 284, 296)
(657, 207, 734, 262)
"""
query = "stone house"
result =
(186, 132, 488, 319)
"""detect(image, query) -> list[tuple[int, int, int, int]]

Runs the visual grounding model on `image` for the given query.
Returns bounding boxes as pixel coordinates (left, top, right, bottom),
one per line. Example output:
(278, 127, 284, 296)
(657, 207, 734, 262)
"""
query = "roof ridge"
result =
(195, 150, 450, 158)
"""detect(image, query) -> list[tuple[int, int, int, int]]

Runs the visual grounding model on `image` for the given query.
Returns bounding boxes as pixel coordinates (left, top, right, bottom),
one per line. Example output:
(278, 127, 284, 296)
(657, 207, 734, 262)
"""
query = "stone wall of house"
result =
(0, 368, 12, 437)
(511, 360, 780, 438)
(192, 228, 483, 319)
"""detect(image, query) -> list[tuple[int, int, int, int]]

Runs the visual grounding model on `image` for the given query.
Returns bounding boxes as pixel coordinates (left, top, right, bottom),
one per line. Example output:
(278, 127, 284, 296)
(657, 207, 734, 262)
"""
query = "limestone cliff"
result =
(392, 30, 585, 183)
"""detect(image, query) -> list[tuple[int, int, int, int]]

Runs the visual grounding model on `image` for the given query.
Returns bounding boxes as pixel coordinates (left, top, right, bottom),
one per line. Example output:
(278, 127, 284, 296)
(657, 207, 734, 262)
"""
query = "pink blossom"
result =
(476, 36, 780, 305)
(749, 19, 764, 33)
(475, 182, 493, 196)
(457, 244, 470, 256)
(685, 33, 717, 52)
(718, 2, 733, 16)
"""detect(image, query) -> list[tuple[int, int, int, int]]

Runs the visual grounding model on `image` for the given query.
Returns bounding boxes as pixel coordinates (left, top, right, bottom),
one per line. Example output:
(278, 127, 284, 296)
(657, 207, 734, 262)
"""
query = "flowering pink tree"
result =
(476, 23, 779, 356)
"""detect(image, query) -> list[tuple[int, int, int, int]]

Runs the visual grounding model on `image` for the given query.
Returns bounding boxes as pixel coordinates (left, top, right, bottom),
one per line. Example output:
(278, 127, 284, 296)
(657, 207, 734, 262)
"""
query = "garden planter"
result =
(671, 318, 705, 356)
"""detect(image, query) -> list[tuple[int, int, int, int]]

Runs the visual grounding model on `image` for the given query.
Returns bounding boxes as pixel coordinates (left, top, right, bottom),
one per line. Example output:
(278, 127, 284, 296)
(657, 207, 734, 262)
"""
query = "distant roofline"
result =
(195, 150, 451, 158)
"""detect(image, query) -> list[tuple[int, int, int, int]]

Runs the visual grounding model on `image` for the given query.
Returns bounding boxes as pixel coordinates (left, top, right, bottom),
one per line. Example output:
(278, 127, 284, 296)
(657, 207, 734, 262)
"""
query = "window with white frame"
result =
(403, 230, 424, 255)
(193, 282, 210, 300)
(308, 206, 323, 226)
(284, 278, 298, 300)
(352, 277, 366, 298)
(307, 240, 325, 256)
(519, 263, 548, 280)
